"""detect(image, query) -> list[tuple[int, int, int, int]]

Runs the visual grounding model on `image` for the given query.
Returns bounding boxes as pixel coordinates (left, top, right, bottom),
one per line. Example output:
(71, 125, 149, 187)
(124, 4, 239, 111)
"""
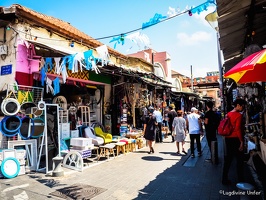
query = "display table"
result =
(126, 131, 142, 139)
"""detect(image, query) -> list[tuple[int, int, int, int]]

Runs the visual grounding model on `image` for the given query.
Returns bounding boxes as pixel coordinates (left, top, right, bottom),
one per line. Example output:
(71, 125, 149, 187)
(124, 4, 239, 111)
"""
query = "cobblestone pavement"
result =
(0, 135, 262, 200)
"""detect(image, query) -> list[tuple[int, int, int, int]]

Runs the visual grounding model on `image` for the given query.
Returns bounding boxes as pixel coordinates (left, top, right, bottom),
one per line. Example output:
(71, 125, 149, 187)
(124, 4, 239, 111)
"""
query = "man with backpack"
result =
(204, 101, 219, 163)
(221, 98, 246, 185)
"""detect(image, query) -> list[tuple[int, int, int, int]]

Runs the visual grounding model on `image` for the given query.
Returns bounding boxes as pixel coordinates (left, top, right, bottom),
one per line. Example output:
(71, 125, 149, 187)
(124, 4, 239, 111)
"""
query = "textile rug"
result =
(49, 183, 107, 200)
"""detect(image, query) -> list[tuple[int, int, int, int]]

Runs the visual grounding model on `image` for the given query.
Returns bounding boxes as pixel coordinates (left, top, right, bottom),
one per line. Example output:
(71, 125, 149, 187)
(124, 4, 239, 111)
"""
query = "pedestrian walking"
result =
(222, 98, 246, 185)
(204, 101, 218, 162)
(172, 110, 187, 155)
(153, 105, 163, 143)
(186, 107, 203, 158)
(143, 106, 157, 154)
(168, 103, 177, 142)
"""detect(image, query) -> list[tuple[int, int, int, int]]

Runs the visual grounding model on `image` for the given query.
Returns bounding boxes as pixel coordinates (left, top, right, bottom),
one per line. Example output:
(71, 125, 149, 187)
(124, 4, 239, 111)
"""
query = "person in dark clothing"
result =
(222, 98, 246, 185)
(204, 101, 218, 162)
(168, 104, 177, 142)
(143, 106, 157, 154)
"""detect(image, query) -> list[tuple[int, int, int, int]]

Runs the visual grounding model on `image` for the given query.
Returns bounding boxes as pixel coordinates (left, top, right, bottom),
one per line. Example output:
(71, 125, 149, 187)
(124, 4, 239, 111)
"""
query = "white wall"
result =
(0, 27, 17, 90)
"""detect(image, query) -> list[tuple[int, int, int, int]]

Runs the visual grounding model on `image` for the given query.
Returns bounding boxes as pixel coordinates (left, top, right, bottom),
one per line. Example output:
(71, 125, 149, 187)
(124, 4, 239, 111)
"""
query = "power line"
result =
(7, 9, 188, 44)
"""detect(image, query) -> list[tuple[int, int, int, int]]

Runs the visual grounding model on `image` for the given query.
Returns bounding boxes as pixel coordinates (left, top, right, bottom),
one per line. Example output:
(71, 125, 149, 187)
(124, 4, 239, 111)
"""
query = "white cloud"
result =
(176, 31, 212, 46)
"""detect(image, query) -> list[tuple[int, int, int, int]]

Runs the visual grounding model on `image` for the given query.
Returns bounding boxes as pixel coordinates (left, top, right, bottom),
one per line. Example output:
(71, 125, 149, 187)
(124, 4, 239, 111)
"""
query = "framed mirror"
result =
(44, 104, 61, 174)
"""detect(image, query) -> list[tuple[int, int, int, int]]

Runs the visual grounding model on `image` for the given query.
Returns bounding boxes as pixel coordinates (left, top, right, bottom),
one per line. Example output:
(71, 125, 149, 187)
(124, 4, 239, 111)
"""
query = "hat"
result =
(191, 107, 197, 112)
(169, 103, 175, 109)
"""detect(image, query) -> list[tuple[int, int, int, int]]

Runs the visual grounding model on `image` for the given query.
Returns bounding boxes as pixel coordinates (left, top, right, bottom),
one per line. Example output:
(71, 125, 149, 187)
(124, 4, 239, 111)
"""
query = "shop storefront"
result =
(0, 4, 174, 176)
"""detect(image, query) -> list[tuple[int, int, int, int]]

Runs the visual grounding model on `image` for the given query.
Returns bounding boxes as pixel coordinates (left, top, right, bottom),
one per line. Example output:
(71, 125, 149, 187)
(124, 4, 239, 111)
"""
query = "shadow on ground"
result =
(134, 136, 261, 200)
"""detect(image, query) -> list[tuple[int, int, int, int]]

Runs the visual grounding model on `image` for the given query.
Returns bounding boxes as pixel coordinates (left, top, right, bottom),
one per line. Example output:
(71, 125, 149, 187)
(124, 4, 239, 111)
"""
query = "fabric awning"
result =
(29, 40, 77, 55)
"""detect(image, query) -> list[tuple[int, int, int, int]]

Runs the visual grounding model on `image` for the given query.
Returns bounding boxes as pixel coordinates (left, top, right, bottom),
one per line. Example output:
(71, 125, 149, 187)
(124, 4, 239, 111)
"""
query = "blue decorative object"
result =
(60, 139, 69, 152)
(53, 77, 60, 95)
(0, 157, 20, 179)
(83, 50, 94, 70)
(67, 54, 75, 70)
(142, 13, 167, 29)
(40, 67, 46, 86)
(190, 0, 216, 15)
(1, 116, 22, 137)
(45, 57, 53, 70)
(70, 41, 74, 47)
(60, 56, 69, 70)
(19, 116, 34, 140)
(109, 34, 126, 49)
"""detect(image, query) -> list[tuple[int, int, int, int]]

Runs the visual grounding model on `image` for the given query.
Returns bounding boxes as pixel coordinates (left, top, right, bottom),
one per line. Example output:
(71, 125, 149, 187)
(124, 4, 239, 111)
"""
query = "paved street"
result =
(0, 135, 262, 200)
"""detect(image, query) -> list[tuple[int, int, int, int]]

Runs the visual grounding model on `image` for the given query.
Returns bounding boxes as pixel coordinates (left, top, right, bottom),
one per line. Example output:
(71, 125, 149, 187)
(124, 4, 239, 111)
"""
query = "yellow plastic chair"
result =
(94, 127, 112, 144)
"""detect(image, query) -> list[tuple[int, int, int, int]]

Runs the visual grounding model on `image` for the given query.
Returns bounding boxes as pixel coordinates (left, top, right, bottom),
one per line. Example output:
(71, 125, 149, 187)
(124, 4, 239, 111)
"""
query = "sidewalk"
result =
(0, 134, 262, 200)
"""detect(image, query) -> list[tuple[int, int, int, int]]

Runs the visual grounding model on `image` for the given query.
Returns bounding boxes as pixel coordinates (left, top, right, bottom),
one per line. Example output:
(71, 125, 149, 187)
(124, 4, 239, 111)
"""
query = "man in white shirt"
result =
(186, 107, 203, 158)
(153, 105, 163, 143)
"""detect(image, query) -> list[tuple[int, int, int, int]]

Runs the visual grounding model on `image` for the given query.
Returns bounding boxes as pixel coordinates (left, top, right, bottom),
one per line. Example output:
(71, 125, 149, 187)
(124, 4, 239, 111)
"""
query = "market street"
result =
(0, 135, 261, 200)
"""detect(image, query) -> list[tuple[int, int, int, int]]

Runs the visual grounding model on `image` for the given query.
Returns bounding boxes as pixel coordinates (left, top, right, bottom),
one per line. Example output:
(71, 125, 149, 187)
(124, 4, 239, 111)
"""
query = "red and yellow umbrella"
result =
(224, 49, 266, 84)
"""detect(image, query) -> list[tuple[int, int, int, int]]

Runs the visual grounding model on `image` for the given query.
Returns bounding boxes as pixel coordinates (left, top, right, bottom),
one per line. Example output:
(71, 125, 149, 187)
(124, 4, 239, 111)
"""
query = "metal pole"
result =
(152, 52, 154, 65)
(216, 32, 225, 114)
(191, 65, 193, 92)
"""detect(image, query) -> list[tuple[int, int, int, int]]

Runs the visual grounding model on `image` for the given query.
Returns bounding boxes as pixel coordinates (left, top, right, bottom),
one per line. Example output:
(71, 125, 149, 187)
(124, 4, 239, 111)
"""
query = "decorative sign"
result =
(1, 64, 12, 75)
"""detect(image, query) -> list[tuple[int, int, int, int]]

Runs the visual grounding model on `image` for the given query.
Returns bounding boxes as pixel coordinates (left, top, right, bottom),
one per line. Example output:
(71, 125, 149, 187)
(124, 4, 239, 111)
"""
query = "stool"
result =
(115, 142, 126, 156)
(126, 139, 135, 152)
(236, 182, 255, 200)
(100, 144, 116, 159)
(136, 138, 145, 149)
(91, 146, 99, 162)
(120, 139, 130, 153)
(126, 139, 132, 152)
(52, 156, 64, 177)
(130, 139, 136, 152)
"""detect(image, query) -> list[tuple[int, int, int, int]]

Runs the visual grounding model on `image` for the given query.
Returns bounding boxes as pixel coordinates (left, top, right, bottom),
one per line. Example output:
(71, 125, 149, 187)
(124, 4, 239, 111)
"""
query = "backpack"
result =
(217, 115, 234, 136)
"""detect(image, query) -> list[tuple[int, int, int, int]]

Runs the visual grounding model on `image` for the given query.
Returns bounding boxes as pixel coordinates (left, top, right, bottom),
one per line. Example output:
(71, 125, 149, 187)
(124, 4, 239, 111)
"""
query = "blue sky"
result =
(2, 0, 219, 77)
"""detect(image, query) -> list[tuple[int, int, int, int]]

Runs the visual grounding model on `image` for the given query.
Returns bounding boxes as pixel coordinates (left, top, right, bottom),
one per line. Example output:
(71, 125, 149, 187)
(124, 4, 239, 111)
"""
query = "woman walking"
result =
(143, 106, 157, 154)
(172, 110, 187, 155)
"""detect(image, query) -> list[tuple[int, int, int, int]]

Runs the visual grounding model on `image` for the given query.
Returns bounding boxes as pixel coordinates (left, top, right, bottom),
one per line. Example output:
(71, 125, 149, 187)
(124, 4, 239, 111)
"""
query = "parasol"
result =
(224, 49, 266, 84)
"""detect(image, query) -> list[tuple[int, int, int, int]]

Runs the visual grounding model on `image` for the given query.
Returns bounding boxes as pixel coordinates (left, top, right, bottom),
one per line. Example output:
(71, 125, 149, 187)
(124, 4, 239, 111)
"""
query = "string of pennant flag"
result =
(7, 1, 216, 51)
(38, 44, 111, 95)
(108, 0, 216, 48)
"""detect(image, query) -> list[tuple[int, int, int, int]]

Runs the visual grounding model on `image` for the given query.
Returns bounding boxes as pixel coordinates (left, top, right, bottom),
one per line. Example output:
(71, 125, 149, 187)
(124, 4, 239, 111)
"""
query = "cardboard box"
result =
(70, 138, 92, 147)
(71, 130, 79, 138)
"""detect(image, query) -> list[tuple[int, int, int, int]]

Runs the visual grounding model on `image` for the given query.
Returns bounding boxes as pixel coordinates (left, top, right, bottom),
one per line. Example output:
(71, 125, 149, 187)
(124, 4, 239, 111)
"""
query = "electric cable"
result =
(6, 9, 188, 44)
